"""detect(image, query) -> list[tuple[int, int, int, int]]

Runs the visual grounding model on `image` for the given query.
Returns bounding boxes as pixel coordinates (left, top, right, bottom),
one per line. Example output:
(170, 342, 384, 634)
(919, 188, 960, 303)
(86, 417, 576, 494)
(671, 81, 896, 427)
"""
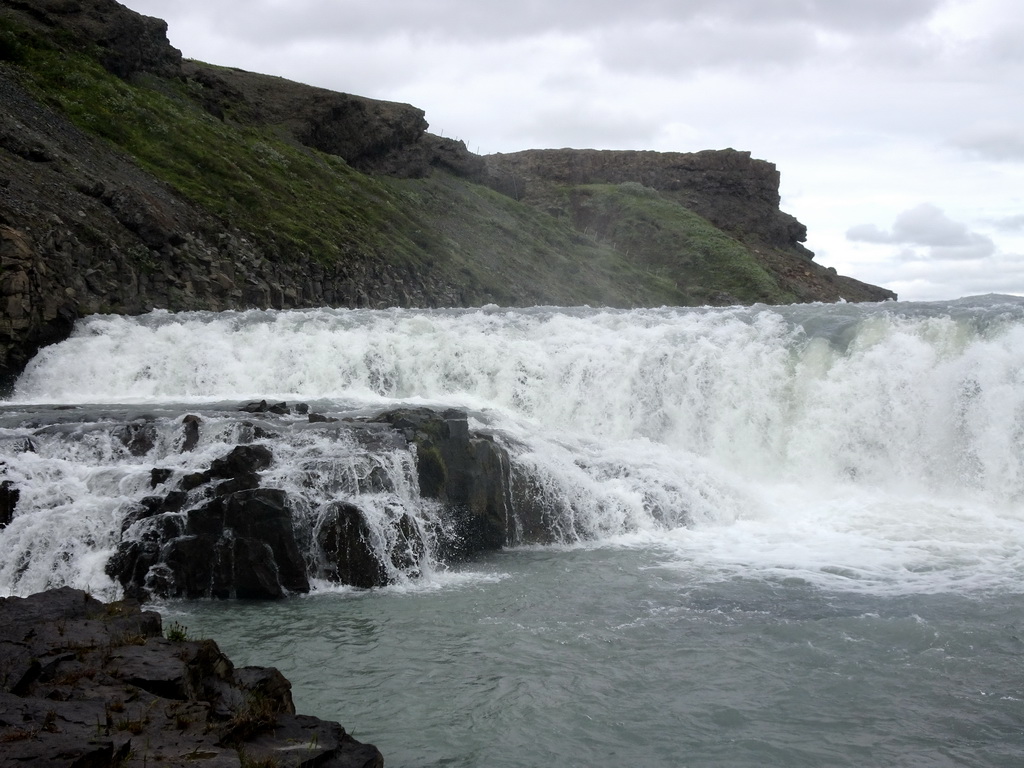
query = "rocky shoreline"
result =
(0, 586, 383, 766)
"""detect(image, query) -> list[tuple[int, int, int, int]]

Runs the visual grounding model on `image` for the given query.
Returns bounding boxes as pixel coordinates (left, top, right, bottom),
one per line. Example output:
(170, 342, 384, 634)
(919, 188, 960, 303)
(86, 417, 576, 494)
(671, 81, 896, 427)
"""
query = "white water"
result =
(4, 296, 1024, 598)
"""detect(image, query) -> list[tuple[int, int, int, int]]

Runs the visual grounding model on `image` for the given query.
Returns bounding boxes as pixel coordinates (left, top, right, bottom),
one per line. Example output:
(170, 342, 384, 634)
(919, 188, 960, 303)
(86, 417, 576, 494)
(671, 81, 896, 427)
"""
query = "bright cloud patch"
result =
(847, 204, 996, 260)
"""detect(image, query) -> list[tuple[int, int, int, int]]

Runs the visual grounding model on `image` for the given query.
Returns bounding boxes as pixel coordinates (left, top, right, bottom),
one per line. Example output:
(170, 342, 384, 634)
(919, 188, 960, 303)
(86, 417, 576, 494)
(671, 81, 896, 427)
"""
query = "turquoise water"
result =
(168, 544, 1024, 768)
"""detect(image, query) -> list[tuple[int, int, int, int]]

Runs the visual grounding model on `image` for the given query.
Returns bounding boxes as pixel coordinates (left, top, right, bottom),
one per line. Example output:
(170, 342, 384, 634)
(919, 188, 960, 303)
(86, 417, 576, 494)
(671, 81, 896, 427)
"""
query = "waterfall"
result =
(3, 296, 1024, 598)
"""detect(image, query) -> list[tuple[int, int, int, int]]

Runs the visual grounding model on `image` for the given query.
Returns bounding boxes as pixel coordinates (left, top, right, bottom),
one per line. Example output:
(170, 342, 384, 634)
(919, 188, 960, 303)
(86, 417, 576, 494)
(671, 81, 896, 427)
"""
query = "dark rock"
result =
(113, 420, 157, 456)
(180, 413, 201, 452)
(0, 478, 18, 528)
(161, 489, 188, 511)
(231, 537, 287, 599)
(150, 466, 173, 487)
(316, 501, 388, 588)
(237, 400, 289, 415)
(180, 470, 211, 490)
(208, 444, 273, 478)
(161, 534, 222, 598)
(0, 587, 382, 766)
(5, 0, 183, 80)
(380, 408, 515, 558)
(108, 444, 304, 600)
(237, 420, 279, 441)
(485, 148, 808, 255)
(211, 471, 261, 495)
(221, 489, 309, 594)
(137, 488, 310, 599)
(310, 412, 339, 423)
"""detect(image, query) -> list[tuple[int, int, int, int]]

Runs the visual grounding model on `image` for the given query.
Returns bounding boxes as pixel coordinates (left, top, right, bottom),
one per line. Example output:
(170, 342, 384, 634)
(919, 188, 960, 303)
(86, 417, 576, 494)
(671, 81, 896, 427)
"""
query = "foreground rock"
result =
(0, 586, 383, 767)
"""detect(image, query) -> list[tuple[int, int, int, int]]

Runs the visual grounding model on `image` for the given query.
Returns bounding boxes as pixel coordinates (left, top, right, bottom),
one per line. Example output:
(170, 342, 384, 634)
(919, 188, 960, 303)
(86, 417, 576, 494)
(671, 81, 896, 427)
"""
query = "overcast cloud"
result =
(120, 0, 1024, 301)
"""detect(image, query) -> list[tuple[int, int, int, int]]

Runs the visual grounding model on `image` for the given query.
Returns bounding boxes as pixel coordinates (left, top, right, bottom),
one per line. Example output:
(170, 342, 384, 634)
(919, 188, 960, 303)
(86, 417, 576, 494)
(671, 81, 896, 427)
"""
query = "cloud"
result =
(125, 0, 949, 78)
(869, 251, 1024, 300)
(135, 0, 946, 45)
(991, 214, 1024, 232)
(954, 126, 1024, 162)
(846, 204, 996, 260)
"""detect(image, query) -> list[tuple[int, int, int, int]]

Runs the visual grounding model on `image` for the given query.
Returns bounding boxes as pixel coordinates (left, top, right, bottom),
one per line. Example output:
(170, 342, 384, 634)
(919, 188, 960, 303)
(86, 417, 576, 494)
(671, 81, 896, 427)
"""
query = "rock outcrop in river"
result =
(0, 402, 544, 600)
(0, 0, 895, 386)
(0, 586, 383, 766)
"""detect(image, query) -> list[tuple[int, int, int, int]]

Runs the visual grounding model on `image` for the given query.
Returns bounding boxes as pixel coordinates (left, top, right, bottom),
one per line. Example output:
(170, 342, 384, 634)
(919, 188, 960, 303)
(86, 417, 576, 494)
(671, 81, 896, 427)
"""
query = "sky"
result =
(120, 0, 1024, 302)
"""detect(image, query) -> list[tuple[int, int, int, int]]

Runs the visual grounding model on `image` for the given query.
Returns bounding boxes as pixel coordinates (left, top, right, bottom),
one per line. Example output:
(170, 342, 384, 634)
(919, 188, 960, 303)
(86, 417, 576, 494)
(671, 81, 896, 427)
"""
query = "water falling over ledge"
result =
(2, 296, 1024, 599)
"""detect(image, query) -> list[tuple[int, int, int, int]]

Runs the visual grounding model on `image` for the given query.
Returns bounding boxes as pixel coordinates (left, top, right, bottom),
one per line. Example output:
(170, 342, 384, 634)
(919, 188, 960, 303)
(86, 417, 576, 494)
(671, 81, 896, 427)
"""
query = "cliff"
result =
(0, 0, 895, 385)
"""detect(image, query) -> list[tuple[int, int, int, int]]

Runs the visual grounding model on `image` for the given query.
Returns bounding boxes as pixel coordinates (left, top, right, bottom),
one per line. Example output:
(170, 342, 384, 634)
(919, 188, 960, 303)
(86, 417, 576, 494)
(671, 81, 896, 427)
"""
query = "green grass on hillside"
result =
(552, 182, 797, 305)
(9, 35, 428, 268)
(0, 11, 793, 307)
(385, 175, 687, 306)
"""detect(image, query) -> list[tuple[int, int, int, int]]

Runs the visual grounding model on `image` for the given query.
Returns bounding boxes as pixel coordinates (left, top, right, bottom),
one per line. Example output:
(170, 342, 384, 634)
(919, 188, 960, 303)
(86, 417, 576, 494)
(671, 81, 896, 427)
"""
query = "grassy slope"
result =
(1, 16, 794, 308)
(556, 183, 797, 305)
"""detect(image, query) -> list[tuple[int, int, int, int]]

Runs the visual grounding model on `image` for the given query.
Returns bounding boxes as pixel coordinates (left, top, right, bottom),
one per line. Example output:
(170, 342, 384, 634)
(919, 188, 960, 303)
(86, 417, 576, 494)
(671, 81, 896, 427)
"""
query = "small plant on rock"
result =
(165, 621, 189, 642)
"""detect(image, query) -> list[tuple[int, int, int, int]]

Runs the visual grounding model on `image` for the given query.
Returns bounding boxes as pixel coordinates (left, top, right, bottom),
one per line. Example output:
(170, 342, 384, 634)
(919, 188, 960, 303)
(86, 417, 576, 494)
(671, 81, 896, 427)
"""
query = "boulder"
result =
(113, 420, 157, 456)
(380, 408, 517, 559)
(317, 501, 389, 588)
(101, 406, 558, 598)
(180, 413, 202, 452)
(108, 444, 309, 600)
(155, 488, 311, 599)
(209, 443, 274, 477)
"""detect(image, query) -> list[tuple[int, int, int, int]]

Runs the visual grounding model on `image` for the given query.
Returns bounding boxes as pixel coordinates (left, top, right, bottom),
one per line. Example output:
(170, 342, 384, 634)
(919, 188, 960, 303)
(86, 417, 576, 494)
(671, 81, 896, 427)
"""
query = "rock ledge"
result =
(0, 586, 383, 767)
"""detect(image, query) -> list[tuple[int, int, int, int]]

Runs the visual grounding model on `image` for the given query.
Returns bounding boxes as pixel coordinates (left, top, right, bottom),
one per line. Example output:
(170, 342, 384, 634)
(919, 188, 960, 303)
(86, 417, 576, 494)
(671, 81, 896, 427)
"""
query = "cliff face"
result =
(485, 148, 811, 258)
(0, 0, 895, 386)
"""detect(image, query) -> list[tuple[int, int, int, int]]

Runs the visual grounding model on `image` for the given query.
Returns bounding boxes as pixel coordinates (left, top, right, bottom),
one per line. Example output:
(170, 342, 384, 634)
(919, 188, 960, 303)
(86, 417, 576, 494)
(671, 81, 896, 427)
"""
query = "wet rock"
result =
(0, 587, 383, 766)
(142, 488, 311, 599)
(209, 443, 273, 478)
(316, 501, 388, 588)
(380, 408, 516, 558)
(113, 420, 157, 456)
(0, 478, 18, 528)
(98, 408, 550, 598)
(109, 445, 303, 600)
(150, 467, 173, 487)
(180, 413, 202, 452)
(239, 400, 290, 415)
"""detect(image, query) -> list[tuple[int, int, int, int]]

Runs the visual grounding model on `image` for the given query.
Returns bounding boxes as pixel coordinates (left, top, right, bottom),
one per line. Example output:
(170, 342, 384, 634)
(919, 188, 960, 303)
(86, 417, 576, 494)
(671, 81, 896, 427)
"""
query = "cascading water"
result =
(5, 296, 1024, 767)
(3, 296, 1024, 599)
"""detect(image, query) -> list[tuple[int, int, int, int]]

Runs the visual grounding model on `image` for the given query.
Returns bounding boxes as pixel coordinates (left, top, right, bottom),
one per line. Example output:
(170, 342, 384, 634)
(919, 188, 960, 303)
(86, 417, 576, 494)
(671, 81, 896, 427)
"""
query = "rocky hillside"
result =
(0, 0, 895, 386)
